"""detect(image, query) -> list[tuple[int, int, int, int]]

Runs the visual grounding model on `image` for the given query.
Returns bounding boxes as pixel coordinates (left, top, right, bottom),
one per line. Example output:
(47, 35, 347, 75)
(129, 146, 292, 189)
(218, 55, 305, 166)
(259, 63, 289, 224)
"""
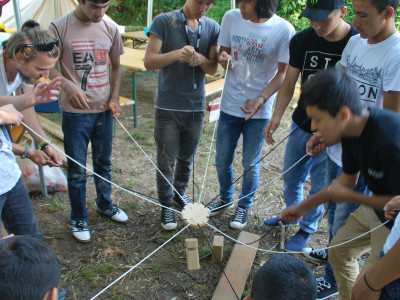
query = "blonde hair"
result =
(4, 19, 59, 63)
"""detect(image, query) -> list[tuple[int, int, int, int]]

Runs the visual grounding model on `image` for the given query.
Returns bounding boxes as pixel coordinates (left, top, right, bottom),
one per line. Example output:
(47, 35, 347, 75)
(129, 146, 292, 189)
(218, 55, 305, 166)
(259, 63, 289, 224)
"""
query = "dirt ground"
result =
(30, 67, 334, 300)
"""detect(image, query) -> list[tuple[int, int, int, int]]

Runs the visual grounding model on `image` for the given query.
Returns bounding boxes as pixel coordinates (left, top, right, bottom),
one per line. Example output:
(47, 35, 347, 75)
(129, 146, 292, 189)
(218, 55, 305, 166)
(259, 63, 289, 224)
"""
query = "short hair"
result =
(370, 0, 399, 13)
(300, 68, 363, 117)
(3, 19, 59, 63)
(238, 0, 277, 18)
(251, 254, 316, 300)
(0, 236, 60, 300)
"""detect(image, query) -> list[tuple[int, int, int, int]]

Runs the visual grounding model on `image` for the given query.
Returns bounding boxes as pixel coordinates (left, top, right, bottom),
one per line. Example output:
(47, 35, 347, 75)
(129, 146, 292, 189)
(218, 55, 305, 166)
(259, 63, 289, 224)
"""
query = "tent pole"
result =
(231, 0, 235, 9)
(147, 0, 153, 28)
(12, 0, 22, 30)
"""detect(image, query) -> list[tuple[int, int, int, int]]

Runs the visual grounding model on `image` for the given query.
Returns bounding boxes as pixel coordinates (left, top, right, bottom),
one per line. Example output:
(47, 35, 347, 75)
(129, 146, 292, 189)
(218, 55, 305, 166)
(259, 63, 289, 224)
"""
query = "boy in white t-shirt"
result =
(208, 0, 294, 229)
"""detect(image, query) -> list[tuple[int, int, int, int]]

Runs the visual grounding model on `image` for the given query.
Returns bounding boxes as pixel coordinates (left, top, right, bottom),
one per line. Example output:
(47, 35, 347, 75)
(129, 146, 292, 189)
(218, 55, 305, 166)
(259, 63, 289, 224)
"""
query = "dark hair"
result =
(81, 0, 112, 3)
(3, 19, 59, 63)
(300, 68, 362, 117)
(238, 0, 277, 18)
(251, 254, 316, 300)
(370, 0, 399, 13)
(0, 236, 60, 300)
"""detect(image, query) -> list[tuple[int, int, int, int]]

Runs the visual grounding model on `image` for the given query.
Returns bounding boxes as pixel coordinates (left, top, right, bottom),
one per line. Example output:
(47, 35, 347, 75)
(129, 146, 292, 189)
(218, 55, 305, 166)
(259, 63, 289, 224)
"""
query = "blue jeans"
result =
(324, 156, 370, 286)
(215, 111, 268, 210)
(154, 109, 204, 206)
(0, 177, 39, 236)
(282, 121, 326, 234)
(62, 111, 113, 221)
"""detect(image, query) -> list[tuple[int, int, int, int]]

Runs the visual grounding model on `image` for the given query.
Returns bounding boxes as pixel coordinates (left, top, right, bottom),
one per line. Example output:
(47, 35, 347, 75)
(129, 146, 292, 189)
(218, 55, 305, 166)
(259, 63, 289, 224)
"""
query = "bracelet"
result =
(257, 95, 268, 104)
(364, 273, 381, 292)
(38, 139, 51, 149)
(21, 146, 29, 159)
(40, 143, 50, 151)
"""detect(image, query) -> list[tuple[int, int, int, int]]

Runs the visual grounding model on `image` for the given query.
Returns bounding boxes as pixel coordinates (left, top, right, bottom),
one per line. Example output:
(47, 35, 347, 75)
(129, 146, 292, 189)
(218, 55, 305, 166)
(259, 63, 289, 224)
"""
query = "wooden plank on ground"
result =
(211, 231, 261, 300)
(37, 114, 64, 141)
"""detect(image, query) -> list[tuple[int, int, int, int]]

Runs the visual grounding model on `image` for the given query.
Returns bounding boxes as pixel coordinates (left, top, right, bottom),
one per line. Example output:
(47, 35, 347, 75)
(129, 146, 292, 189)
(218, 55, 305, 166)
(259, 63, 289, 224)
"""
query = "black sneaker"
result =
(303, 248, 328, 263)
(316, 277, 338, 300)
(230, 207, 248, 229)
(161, 207, 177, 230)
(173, 193, 191, 209)
(207, 198, 234, 216)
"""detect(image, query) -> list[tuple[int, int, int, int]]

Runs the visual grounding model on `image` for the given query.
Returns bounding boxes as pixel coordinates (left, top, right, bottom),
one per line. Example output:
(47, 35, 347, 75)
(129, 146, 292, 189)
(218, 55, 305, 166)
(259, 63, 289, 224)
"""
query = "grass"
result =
(77, 264, 118, 284)
(47, 198, 66, 212)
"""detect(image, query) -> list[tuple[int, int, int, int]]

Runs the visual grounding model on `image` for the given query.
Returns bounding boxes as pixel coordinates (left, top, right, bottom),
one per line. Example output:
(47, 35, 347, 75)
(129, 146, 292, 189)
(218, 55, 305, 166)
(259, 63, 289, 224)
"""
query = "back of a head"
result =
(3, 19, 59, 63)
(0, 236, 60, 300)
(300, 68, 362, 117)
(251, 254, 316, 300)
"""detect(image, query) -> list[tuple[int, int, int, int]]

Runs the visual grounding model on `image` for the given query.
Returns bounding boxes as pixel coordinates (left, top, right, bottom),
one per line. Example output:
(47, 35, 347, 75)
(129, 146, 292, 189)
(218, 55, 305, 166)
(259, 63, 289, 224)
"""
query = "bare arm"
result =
(280, 173, 359, 222)
(383, 90, 400, 113)
(195, 44, 218, 75)
(0, 104, 22, 126)
(49, 68, 89, 110)
(240, 62, 289, 121)
(265, 66, 300, 145)
(108, 54, 122, 119)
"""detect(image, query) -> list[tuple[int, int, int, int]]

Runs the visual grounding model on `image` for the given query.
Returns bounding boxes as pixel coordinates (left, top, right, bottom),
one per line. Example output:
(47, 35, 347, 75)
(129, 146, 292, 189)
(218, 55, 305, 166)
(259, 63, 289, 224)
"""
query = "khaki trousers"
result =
(328, 205, 390, 300)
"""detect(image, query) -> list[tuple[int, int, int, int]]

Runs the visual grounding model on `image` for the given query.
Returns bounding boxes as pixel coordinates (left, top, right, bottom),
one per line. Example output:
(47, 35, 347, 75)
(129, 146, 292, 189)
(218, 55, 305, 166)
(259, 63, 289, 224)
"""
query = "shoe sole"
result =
(316, 291, 339, 300)
(208, 203, 234, 216)
(230, 221, 247, 230)
(96, 209, 129, 224)
(161, 223, 177, 231)
(302, 253, 328, 264)
(72, 234, 91, 243)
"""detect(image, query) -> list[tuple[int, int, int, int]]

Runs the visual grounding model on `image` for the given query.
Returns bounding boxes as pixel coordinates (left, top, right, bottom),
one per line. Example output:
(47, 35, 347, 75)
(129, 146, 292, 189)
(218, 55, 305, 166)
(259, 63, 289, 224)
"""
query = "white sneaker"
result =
(97, 204, 129, 223)
(71, 220, 91, 243)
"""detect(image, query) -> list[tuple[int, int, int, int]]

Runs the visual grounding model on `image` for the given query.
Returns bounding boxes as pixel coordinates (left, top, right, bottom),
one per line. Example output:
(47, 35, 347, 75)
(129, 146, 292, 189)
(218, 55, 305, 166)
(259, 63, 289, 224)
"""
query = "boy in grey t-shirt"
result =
(144, 0, 219, 230)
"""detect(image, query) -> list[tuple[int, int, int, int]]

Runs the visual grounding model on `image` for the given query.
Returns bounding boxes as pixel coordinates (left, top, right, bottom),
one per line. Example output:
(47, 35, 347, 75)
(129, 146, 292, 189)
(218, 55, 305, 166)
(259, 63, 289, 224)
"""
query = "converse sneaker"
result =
(316, 277, 338, 300)
(303, 248, 328, 263)
(173, 193, 191, 209)
(207, 199, 234, 216)
(97, 204, 128, 223)
(230, 207, 248, 230)
(161, 207, 177, 230)
(71, 220, 90, 243)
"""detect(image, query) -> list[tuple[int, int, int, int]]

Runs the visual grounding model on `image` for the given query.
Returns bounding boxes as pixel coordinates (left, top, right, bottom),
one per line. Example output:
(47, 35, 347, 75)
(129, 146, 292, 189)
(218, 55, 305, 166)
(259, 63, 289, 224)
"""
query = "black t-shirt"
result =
(290, 26, 358, 133)
(342, 108, 400, 228)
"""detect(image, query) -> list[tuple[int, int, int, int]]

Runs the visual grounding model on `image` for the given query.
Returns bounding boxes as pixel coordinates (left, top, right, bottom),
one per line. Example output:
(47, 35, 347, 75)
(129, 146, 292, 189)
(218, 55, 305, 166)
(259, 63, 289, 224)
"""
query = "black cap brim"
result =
(299, 7, 332, 22)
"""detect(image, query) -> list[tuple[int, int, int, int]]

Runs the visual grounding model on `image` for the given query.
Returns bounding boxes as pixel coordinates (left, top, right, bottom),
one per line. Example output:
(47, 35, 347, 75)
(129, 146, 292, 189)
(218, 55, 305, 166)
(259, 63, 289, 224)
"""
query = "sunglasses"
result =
(23, 39, 59, 52)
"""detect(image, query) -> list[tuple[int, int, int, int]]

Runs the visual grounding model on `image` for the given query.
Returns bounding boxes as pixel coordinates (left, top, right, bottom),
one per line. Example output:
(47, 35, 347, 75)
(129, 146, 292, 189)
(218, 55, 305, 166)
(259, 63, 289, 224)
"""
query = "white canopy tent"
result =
(1, 0, 123, 32)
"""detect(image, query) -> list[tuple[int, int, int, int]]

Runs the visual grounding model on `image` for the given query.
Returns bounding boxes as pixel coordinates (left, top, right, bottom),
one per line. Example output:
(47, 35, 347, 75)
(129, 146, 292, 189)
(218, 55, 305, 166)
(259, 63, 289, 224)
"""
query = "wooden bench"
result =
(205, 78, 225, 98)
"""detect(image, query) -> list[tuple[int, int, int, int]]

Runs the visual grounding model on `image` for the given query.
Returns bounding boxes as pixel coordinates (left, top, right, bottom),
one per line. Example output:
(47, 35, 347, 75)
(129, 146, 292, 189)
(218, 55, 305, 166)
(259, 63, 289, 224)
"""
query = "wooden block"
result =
(212, 235, 224, 264)
(211, 231, 261, 300)
(185, 238, 200, 271)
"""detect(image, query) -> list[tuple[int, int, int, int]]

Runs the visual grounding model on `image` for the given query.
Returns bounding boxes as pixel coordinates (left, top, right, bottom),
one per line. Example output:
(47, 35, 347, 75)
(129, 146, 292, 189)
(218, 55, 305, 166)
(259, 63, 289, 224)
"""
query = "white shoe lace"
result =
(208, 199, 225, 211)
(316, 277, 331, 292)
(311, 248, 328, 259)
(233, 207, 246, 222)
(163, 209, 175, 223)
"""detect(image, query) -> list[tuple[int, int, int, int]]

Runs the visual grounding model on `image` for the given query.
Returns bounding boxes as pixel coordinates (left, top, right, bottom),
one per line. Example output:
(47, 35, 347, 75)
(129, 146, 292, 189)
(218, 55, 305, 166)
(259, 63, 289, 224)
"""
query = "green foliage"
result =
(108, 0, 400, 32)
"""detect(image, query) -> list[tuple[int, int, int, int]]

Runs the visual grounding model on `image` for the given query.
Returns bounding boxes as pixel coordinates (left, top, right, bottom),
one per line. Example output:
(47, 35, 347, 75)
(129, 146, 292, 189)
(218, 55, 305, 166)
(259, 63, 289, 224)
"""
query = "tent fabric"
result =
(1, 0, 123, 32)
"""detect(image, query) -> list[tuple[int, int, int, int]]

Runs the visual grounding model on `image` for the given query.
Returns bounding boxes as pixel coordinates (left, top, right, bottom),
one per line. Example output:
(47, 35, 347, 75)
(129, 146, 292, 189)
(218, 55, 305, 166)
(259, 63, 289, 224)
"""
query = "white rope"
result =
(20, 121, 182, 214)
(197, 57, 231, 203)
(210, 153, 309, 213)
(206, 220, 390, 254)
(90, 224, 190, 300)
(116, 118, 185, 202)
